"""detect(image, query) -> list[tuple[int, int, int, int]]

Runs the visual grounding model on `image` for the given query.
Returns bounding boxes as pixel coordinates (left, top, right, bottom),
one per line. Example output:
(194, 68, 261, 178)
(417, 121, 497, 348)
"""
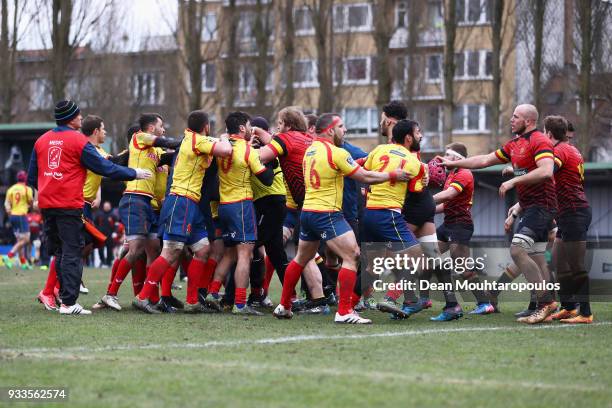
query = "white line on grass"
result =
(0, 351, 606, 393)
(2, 321, 610, 356)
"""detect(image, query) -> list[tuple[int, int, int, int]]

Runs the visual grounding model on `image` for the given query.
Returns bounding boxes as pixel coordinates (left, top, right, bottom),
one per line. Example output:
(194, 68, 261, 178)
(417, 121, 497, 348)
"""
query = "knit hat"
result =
(251, 116, 270, 132)
(54, 100, 80, 122)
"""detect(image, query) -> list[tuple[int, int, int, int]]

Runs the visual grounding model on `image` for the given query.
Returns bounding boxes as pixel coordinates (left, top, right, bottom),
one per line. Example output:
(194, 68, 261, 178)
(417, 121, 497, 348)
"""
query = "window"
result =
(201, 13, 217, 42)
(132, 72, 164, 105)
(426, 54, 442, 81)
(294, 60, 318, 87)
(428, 0, 443, 29)
(344, 107, 378, 136)
(396, 1, 408, 28)
(294, 7, 313, 34)
(456, 0, 490, 24)
(346, 58, 367, 82)
(334, 57, 376, 85)
(334, 3, 372, 32)
(426, 105, 442, 133)
(28, 78, 52, 111)
(453, 104, 491, 132)
(66, 77, 94, 108)
(201, 63, 216, 91)
(454, 50, 492, 79)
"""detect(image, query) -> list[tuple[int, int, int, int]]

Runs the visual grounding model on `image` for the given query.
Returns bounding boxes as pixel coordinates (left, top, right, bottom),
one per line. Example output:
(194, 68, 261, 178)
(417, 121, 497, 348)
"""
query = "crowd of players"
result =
(20, 99, 593, 324)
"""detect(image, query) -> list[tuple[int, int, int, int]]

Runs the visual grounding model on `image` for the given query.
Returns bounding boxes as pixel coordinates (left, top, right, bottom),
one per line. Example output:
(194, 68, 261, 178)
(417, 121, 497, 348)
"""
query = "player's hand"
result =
(422, 168, 430, 186)
(501, 165, 514, 177)
(134, 168, 153, 180)
(437, 157, 456, 169)
(504, 213, 515, 233)
(390, 169, 410, 182)
(92, 198, 101, 209)
(499, 180, 515, 197)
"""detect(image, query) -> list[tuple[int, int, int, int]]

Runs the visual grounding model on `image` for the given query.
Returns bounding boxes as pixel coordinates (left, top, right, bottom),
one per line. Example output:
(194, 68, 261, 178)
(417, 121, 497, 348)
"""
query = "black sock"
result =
(490, 268, 515, 298)
(574, 270, 592, 316)
(557, 270, 575, 310)
(527, 290, 537, 310)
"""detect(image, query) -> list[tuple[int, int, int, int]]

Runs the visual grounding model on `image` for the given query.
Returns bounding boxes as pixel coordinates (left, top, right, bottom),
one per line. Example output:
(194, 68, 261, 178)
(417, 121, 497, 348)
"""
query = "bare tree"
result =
(222, 0, 239, 116)
(0, 0, 23, 122)
(252, 0, 274, 117)
(308, 0, 334, 113)
(279, 0, 295, 108)
(181, 0, 204, 111)
(532, 0, 546, 113)
(371, 0, 394, 144)
(442, 0, 457, 146)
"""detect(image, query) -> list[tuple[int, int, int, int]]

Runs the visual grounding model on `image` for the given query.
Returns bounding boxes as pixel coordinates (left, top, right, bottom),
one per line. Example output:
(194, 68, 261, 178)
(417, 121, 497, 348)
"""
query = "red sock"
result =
(131, 259, 147, 296)
(107, 258, 121, 293)
(235, 287, 247, 306)
(42, 258, 57, 295)
(161, 264, 178, 297)
(7, 251, 14, 258)
(263, 256, 275, 294)
(199, 258, 217, 290)
(338, 267, 357, 315)
(107, 258, 133, 296)
(280, 260, 304, 309)
(139, 257, 170, 301)
(385, 288, 402, 301)
(186, 259, 205, 304)
(20, 255, 27, 264)
(208, 279, 222, 296)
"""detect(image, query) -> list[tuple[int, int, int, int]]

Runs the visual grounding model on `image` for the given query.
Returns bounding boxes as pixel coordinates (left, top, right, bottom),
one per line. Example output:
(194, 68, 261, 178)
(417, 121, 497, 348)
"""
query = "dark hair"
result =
(126, 123, 140, 144)
(278, 106, 308, 132)
(305, 113, 318, 129)
(225, 111, 251, 134)
(315, 113, 340, 134)
(446, 142, 468, 158)
(81, 115, 103, 136)
(139, 113, 163, 132)
(567, 121, 575, 132)
(544, 115, 568, 141)
(392, 119, 419, 144)
(187, 110, 209, 134)
(383, 100, 408, 121)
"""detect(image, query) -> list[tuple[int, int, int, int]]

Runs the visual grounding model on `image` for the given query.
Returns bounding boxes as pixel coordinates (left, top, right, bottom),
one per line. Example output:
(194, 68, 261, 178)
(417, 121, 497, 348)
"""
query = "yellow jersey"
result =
(210, 200, 219, 219)
(169, 129, 218, 202)
(151, 165, 169, 211)
(251, 159, 286, 201)
(5, 183, 33, 215)
(83, 144, 109, 204)
(217, 137, 266, 204)
(124, 131, 163, 198)
(302, 138, 359, 212)
(284, 179, 297, 209)
(364, 143, 425, 210)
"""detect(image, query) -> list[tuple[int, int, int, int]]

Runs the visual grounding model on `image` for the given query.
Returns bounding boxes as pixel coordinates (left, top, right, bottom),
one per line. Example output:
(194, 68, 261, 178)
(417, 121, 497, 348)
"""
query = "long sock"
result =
(200, 259, 217, 289)
(432, 267, 458, 308)
(263, 256, 275, 295)
(186, 259, 205, 304)
(42, 258, 57, 295)
(574, 270, 591, 316)
(527, 290, 537, 310)
(235, 287, 247, 307)
(139, 257, 170, 301)
(280, 260, 304, 309)
(107, 258, 121, 293)
(337, 267, 357, 315)
(557, 270, 574, 310)
(208, 279, 222, 298)
(108, 259, 133, 296)
(419, 269, 433, 298)
(465, 273, 488, 304)
(385, 288, 402, 301)
(20, 255, 27, 264)
(490, 267, 515, 298)
(131, 260, 147, 296)
(161, 264, 178, 297)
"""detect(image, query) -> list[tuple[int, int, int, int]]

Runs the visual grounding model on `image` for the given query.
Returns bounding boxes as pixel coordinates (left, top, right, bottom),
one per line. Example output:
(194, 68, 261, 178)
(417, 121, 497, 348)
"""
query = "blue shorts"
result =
(362, 209, 419, 249)
(10, 215, 29, 234)
(218, 201, 257, 245)
(284, 207, 299, 229)
(159, 194, 208, 245)
(118, 193, 155, 237)
(299, 211, 351, 242)
(83, 202, 93, 221)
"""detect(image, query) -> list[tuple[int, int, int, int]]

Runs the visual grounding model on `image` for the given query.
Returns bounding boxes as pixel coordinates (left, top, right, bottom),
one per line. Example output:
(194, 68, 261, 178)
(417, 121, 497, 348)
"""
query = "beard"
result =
(513, 123, 527, 135)
(410, 138, 421, 152)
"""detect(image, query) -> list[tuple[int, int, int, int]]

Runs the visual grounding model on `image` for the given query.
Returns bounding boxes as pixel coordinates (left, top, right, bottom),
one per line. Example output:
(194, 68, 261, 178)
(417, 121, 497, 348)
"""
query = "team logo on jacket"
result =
(48, 147, 62, 169)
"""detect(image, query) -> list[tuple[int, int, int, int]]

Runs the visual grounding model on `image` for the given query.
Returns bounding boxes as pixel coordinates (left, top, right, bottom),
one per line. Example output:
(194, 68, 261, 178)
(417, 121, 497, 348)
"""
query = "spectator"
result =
(94, 201, 117, 267)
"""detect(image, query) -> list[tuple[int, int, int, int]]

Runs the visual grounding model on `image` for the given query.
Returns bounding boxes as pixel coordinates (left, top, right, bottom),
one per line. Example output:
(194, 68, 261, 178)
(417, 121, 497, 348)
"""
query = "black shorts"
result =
(516, 206, 556, 243)
(403, 189, 435, 227)
(437, 223, 474, 245)
(556, 206, 591, 242)
(254, 195, 286, 247)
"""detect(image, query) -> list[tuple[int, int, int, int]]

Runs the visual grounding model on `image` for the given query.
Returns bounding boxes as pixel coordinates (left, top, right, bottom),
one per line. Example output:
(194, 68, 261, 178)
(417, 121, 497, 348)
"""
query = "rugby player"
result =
(433, 142, 494, 319)
(273, 113, 411, 324)
(4, 171, 34, 269)
(132, 110, 231, 314)
(440, 104, 558, 324)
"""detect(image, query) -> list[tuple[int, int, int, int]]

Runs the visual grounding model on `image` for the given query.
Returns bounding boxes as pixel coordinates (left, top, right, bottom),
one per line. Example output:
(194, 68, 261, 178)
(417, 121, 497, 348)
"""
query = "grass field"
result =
(1, 267, 611, 408)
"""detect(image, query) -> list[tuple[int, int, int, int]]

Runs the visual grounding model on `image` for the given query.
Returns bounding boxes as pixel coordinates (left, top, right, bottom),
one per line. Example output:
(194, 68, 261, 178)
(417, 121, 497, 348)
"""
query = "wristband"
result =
(389, 170, 398, 183)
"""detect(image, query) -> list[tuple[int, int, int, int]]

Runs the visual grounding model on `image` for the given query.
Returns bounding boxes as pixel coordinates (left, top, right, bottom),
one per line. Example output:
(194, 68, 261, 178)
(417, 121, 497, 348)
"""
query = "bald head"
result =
(511, 104, 539, 135)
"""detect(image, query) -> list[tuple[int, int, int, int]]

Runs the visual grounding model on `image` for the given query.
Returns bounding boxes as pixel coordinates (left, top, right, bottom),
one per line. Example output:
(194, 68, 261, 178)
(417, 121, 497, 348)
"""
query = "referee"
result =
(27, 100, 152, 315)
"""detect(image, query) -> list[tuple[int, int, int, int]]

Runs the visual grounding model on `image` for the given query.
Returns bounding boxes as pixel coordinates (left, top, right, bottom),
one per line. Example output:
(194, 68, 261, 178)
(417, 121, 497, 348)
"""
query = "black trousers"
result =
(42, 209, 85, 306)
(254, 195, 288, 284)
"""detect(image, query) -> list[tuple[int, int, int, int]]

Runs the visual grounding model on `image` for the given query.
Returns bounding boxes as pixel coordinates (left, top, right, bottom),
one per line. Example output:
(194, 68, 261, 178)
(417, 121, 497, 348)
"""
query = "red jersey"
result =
(27, 212, 43, 234)
(553, 141, 589, 214)
(33, 126, 89, 209)
(443, 168, 474, 225)
(268, 131, 313, 207)
(495, 130, 557, 210)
